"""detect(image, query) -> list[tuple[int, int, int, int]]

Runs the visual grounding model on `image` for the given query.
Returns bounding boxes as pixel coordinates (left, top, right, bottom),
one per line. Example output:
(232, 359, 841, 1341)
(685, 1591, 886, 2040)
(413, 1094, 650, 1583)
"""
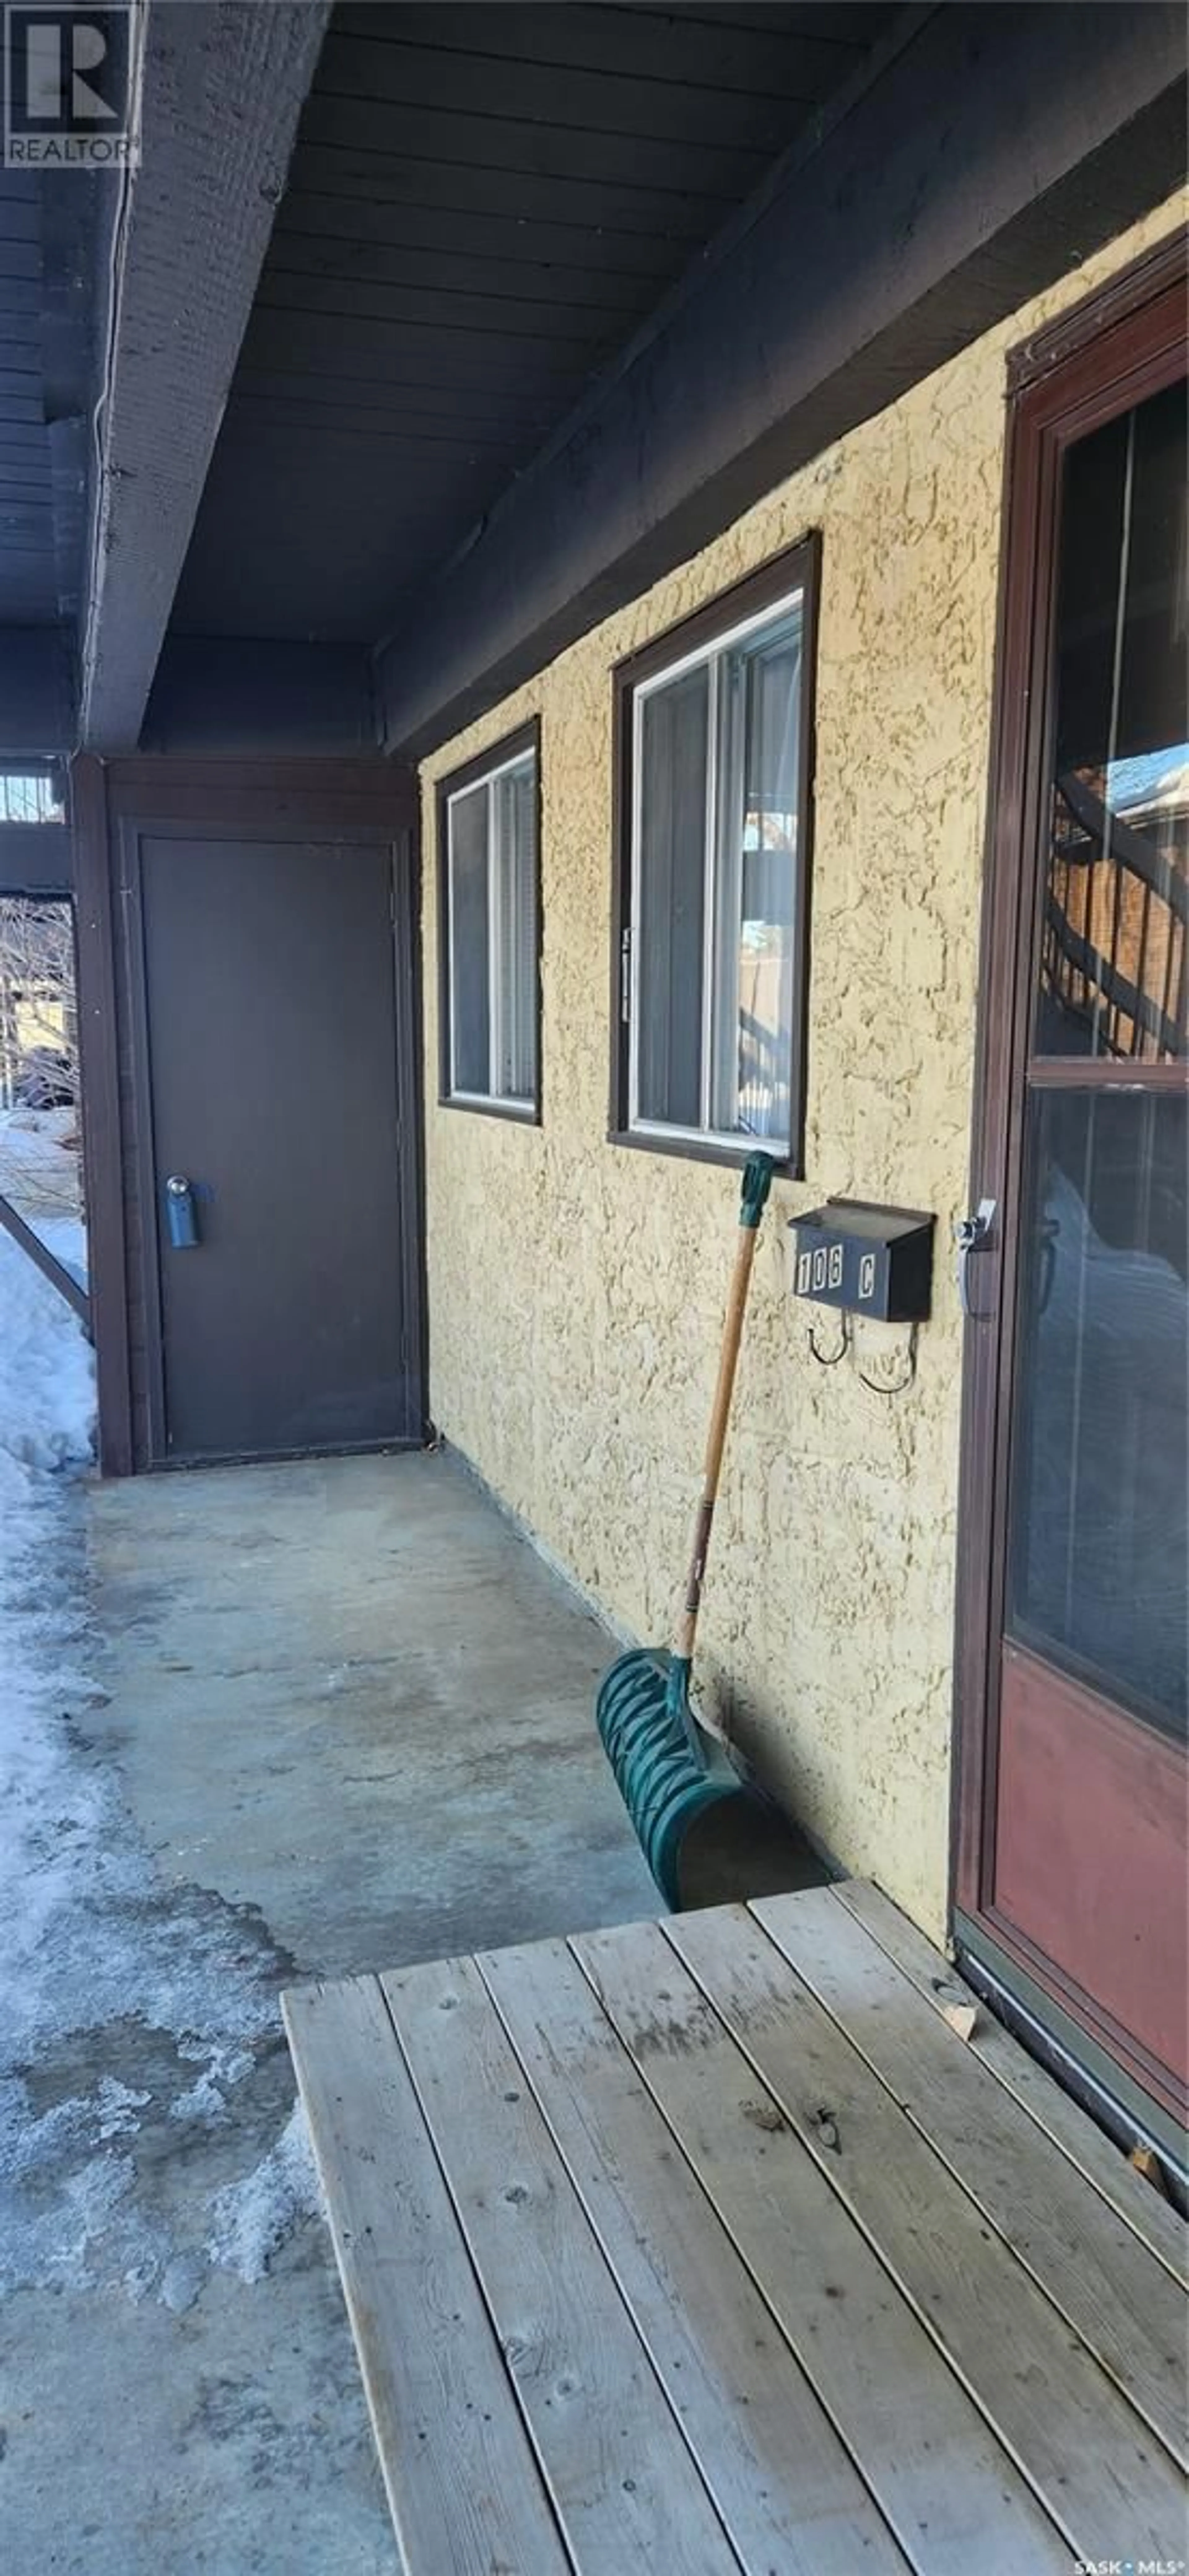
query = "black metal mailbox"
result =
(788, 1199, 935, 1322)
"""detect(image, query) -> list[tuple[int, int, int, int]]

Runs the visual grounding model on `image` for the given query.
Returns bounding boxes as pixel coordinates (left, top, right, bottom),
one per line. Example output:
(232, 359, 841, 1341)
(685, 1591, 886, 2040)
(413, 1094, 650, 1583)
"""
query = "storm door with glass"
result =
(955, 243, 1187, 2145)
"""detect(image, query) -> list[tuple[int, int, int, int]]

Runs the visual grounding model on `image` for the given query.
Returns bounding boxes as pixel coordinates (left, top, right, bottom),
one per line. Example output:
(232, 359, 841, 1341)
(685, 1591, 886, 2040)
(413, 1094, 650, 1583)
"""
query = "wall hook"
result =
(808, 1312, 851, 1367)
(856, 1323, 918, 1397)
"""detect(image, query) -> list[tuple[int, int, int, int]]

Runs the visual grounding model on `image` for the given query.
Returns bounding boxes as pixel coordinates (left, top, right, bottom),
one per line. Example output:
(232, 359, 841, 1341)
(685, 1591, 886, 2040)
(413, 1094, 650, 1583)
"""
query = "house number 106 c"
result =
(788, 1203, 934, 1325)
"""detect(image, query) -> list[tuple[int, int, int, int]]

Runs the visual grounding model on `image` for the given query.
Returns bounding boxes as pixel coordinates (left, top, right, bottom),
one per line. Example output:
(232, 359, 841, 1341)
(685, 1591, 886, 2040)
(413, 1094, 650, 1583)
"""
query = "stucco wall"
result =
(419, 199, 1184, 1943)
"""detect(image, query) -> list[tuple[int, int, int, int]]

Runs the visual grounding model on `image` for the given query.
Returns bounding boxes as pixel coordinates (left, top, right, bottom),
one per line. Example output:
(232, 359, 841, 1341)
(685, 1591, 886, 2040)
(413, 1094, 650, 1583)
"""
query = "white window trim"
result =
(444, 744, 538, 1116)
(626, 580, 804, 1158)
(446, 1089, 537, 1122)
(630, 584, 804, 708)
(628, 1116, 780, 1157)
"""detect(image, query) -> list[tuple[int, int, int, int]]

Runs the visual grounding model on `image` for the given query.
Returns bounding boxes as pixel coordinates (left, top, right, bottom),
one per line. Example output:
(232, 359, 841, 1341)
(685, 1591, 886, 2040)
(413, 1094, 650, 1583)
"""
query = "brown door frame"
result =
(72, 754, 133, 1472)
(71, 755, 426, 1475)
(950, 230, 1187, 2123)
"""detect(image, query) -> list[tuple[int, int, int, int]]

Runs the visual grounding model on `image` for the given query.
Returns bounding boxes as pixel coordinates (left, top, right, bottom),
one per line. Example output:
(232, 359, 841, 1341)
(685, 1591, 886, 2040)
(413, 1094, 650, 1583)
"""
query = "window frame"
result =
(0, 762, 66, 825)
(437, 718, 543, 1124)
(609, 535, 819, 1172)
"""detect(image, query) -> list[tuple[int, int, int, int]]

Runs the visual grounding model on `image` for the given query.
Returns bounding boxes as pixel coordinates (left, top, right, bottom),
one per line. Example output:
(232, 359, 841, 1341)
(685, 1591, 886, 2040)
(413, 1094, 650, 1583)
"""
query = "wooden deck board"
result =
(755, 1886, 1186, 2461)
(480, 1932, 903, 2576)
(281, 1974, 570, 2576)
(285, 1886, 1188, 2576)
(667, 1904, 1186, 2566)
(572, 1918, 1071, 2576)
(835, 1877, 1188, 2283)
(381, 1953, 743, 2576)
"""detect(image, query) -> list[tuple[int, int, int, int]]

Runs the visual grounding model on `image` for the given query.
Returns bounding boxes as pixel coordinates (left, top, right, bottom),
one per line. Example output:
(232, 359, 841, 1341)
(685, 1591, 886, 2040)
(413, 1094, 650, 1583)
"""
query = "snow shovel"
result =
(597, 1151, 825, 1909)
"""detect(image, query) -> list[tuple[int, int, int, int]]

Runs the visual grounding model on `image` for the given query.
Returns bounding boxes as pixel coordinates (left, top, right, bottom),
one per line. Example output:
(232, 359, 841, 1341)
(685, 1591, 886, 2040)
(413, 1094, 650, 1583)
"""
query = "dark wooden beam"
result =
(0, 626, 74, 751)
(142, 637, 376, 755)
(0, 820, 71, 893)
(78, 1, 330, 754)
(376, 1, 1187, 757)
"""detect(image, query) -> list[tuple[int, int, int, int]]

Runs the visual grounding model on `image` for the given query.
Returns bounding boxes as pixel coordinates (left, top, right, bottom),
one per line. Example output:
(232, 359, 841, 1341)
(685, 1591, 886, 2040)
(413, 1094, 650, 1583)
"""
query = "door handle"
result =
(164, 1173, 200, 1249)
(954, 1197, 997, 1319)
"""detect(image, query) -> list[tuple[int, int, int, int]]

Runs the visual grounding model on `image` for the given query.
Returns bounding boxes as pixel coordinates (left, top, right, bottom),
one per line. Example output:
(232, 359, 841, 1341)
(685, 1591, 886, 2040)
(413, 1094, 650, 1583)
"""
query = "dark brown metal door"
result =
(128, 811, 421, 1465)
(955, 242, 1187, 2141)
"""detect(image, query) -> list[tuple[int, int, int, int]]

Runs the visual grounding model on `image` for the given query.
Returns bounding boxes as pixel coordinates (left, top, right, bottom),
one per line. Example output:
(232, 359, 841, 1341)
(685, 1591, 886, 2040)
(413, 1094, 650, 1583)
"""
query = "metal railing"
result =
(1042, 772, 1187, 1060)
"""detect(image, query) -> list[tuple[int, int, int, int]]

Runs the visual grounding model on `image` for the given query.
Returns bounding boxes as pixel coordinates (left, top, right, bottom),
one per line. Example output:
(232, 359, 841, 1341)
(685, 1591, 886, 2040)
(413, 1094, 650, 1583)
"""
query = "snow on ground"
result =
(0, 1216, 92, 1470)
(206, 2098, 319, 2287)
(30, 1210, 88, 1288)
(0, 1104, 89, 1283)
(0, 1230, 318, 2307)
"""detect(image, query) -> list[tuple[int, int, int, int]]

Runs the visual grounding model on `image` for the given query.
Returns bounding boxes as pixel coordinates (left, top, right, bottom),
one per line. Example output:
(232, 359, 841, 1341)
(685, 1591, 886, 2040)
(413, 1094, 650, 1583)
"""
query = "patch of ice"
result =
(159, 2250, 206, 2315)
(176, 2038, 256, 2085)
(0, 2072, 168, 2297)
(205, 2100, 320, 2286)
(0, 1234, 279, 2065)
(168, 2071, 230, 2129)
(0, 1228, 300, 2310)
(63, 2147, 136, 2234)
(94, 2076, 151, 2140)
(7, 2148, 142, 2296)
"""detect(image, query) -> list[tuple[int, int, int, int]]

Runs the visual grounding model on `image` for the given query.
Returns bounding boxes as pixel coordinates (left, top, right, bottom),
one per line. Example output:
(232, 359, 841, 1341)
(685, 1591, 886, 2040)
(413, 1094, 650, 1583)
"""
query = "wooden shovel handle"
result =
(673, 1157, 773, 1664)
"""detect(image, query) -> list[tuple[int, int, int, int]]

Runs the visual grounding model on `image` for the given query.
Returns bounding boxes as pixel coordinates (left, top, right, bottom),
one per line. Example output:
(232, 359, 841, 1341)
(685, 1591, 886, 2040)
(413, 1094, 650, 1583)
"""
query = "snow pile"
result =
(0, 1224, 93, 1469)
(206, 2099, 320, 2286)
(0, 2072, 140, 2293)
(0, 1233, 96, 2001)
(31, 1212, 88, 1290)
(0, 1230, 313, 2306)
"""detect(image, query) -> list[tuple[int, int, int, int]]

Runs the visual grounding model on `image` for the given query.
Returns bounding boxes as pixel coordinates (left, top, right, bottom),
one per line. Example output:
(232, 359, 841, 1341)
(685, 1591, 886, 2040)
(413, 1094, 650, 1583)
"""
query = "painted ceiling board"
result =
(171, 0, 898, 644)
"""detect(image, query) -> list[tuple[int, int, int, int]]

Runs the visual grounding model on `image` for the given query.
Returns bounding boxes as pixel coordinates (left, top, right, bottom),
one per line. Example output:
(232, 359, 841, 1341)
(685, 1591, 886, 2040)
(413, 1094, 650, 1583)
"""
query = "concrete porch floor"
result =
(87, 1447, 655, 1972)
(5, 1448, 656, 2575)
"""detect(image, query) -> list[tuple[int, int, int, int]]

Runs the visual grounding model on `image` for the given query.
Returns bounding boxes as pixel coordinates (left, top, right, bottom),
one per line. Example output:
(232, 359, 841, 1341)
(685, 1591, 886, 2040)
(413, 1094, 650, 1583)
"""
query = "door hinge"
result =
(619, 924, 632, 1026)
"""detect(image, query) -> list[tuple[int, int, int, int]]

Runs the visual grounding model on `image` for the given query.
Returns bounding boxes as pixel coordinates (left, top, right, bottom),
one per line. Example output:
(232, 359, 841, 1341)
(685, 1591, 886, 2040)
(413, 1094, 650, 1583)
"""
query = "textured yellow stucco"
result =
(420, 200, 1185, 1943)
